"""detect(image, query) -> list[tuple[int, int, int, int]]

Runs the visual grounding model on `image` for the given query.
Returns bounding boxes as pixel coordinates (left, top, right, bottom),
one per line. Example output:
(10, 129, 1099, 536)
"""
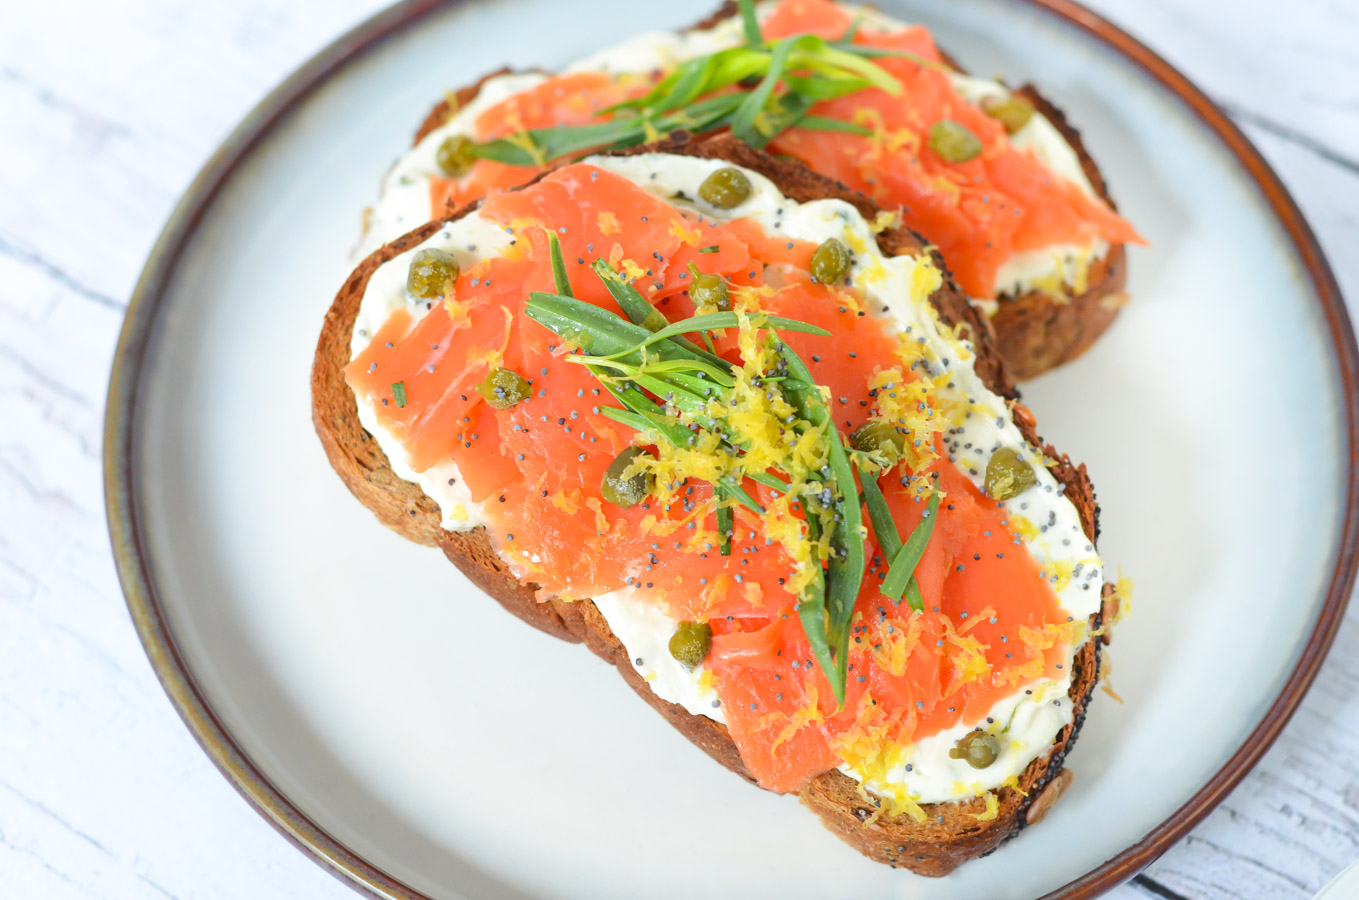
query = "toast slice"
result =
(399, 4, 1130, 379)
(315, 132, 1109, 875)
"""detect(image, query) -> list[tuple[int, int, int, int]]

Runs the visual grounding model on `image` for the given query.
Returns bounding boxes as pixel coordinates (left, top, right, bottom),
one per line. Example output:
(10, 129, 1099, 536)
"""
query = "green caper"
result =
(810, 237, 852, 285)
(434, 134, 475, 177)
(406, 248, 460, 299)
(928, 119, 984, 163)
(601, 446, 655, 508)
(851, 419, 907, 465)
(698, 167, 752, 209)
(475, 367, 531, 410)
(981, 94, 1035, 135)
(949, 730, 1002, 769)
(668, 621, 713, 670)
(690, 271, 731, 311)
(984, 446, 1037, 500)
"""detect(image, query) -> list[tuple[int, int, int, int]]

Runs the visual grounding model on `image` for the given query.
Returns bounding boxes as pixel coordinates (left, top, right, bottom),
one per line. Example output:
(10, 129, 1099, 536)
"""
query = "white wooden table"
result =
(2, 0, 1355, 897)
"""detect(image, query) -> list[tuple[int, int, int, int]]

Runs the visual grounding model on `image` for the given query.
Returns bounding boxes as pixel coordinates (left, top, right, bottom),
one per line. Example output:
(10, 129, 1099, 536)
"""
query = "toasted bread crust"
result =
(989, 86, 1130, 378)
(313, 132, 1104, 875)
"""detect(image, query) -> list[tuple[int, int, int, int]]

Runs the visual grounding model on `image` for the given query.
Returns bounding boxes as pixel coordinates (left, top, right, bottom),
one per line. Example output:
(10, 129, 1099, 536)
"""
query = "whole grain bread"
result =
(315, 132, 1108, 874)
(407, 5, 1128, 379)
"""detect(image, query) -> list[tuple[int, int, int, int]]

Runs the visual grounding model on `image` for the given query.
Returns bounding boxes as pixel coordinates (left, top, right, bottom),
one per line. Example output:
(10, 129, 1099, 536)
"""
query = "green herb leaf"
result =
(826, 41, 950, 72)
(738, 0, 761, 46)
(547, 232, 572, 297)
(717, 503, 734, 556)
(698, 245, 720, 253)
(880, 489, 941, 607)
(904, 578, 924, 613)
(596, 311, 830, 362)
(794, 43, 904, 93)
(526, 292, 716, 368)
(782, 73, 871, 101)
(773, 339, 862, 707)
(797, 115, 873, 136)
(842, 15, 863, 43)
(391, 381, 407, 409)
(859, 462, 901, 560)
(748, 470, 790, 492)
(591, 259, 726, 367)
(823, 435, 865, 694)
(718, 477, 767, 515)
(796, 511, 838, 700)
(731, 36, 811, 147)
(598, 384, 694, 447)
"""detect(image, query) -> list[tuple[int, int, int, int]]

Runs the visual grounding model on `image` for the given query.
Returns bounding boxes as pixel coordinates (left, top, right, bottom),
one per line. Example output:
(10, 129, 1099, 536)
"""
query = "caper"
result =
(981, 94, 1035, 135)
(810, 237, 852, 285)
(984, 446, 1036, 500)
(928, 119, 984, 163)
(406, 248, 460, 299)
(434, 134, 475, 177)
(949, 730, 1001, 769)
(851, 419, 907, 465)
(601, 446, 655, 508)
(697, 167, 752, 209)
(475, 367, 531, 410)
(668, 621, 713, 670)
(690, 271, 731, 311)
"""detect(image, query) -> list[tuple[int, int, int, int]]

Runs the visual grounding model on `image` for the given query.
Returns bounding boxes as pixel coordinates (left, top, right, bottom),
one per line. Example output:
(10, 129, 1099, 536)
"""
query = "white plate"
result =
(106, 0, 1357, 897)
(1314, 858, 1359, 900)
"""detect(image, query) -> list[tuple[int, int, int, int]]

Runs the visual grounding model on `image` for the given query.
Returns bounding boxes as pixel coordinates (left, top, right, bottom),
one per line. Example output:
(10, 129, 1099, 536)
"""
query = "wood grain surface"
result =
(1, 0, 1355, 897)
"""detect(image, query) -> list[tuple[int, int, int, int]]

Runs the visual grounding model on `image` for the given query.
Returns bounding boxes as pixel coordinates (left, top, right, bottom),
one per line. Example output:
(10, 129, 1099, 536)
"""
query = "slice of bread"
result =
(314, 132, 1108, 875)
(403, 5, 1128, 379)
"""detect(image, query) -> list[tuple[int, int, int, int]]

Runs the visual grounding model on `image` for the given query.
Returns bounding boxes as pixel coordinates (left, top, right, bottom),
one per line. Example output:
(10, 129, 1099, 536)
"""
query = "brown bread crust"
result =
(313, 132, 1105, 875)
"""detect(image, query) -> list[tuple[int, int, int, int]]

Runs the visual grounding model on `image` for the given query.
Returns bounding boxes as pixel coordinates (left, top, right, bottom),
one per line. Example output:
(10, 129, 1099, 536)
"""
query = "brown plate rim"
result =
(103, 1, 1358, 897)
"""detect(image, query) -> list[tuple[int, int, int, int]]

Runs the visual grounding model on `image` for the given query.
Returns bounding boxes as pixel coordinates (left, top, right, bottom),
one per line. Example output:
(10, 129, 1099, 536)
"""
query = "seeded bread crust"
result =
(312, 132, 1106, 876)
(988, 86, 1130, 378)
(407, 4, 1127, 379)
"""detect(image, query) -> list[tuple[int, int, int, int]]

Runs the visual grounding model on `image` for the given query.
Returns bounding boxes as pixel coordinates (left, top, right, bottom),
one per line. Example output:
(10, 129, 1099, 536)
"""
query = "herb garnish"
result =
(524, 232, 935, 705)
(468, 1, 911, 167)
(391, 381, 407, 408)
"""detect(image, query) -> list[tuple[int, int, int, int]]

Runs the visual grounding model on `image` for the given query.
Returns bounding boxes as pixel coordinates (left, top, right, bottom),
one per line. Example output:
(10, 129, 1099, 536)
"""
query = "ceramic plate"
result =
(106, 0, 1357, 897)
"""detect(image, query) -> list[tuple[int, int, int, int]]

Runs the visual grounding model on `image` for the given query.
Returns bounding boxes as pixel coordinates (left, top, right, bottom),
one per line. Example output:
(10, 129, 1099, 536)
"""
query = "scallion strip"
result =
(596, 311, 829, 361)
(547, 232, 572, 297)
(859, 462, 901, 561)
(774, 340, 862, 705)
(880, 490, 941, 606)
(738, 0, 761, 45)
(591, 259, 727, 368)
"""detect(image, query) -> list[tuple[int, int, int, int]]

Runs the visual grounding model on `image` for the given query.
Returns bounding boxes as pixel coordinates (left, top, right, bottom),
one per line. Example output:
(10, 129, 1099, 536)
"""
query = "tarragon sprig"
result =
(470, 2, 898, 167)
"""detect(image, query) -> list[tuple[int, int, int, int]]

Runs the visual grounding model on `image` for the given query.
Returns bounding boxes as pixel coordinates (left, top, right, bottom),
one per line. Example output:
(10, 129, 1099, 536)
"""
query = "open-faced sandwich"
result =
(314, 133, 1124, 874)
(358, 0, 1142, 378)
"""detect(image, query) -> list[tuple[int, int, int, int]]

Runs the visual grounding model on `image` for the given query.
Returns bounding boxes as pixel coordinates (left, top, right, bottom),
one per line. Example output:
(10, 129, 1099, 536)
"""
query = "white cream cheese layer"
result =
(357, 2, 1108, 300)
(349, 214, 515, 530)
(349, 152, 1103, 806)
